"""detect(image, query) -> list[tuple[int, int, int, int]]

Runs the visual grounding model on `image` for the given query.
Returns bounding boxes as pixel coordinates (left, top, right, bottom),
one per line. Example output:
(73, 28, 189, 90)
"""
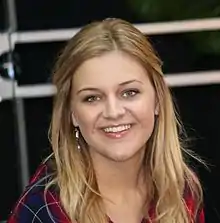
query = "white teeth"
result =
(103, 124, 131, 133)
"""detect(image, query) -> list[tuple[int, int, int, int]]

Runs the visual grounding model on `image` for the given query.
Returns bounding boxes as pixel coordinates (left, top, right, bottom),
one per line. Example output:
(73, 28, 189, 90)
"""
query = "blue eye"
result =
(122, 89, 140, 98)
(83, 95, 101, 102)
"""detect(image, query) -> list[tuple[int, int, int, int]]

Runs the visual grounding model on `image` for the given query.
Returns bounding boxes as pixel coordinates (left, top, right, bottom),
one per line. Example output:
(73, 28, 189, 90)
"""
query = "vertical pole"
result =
(5, 0, 30, 191)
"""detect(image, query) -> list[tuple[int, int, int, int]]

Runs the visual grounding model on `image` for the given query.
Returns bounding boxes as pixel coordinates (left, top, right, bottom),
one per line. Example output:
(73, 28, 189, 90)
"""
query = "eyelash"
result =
(82, 89, 140, 103)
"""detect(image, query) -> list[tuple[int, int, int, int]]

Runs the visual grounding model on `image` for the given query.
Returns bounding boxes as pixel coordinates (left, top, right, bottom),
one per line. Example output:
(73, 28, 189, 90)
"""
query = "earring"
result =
(75, 127, 81, 150)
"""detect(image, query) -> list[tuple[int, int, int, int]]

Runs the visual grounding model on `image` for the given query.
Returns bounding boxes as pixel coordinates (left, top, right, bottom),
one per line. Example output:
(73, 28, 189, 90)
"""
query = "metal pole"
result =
(5, 0, 30, 190)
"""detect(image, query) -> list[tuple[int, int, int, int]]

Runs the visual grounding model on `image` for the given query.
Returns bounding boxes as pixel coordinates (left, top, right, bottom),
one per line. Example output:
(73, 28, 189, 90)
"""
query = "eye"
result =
(121, 89, 140, 98)
(83, 95, 101, 103)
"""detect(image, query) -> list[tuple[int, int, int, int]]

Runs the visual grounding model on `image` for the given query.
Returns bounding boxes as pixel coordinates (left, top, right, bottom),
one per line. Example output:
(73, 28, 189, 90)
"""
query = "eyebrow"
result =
(119, 79, 143, 86)
(76, 87, 100, 95)
(76, 79, 143, 94)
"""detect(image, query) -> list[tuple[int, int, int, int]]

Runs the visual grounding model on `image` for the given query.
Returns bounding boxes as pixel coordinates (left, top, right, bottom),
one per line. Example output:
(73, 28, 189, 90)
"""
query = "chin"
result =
(109, 155, 130, 162)
(105, 151, 140, 163)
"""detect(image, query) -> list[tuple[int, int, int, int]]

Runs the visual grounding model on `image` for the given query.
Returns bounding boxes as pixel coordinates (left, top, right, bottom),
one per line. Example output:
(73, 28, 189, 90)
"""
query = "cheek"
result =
(74, 107, 97, 132)
(140, 109, 155, 126)
(74, 109, 100, 146)
(132, 97, 155, 117)
(77, 113, 91, 128)
(132, 100, 156, 129)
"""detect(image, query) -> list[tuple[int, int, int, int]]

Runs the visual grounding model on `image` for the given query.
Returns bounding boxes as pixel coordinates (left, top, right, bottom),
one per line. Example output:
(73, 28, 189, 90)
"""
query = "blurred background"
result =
(0, 0, 220, 222)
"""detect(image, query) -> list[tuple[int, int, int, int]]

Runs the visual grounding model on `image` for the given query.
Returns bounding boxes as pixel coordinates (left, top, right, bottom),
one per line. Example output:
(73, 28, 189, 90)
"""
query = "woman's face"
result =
(71, 51, 158, 163)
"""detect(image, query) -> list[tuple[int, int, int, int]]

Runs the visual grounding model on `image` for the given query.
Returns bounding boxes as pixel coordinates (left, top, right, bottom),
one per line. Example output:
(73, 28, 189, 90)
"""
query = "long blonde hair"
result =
(48, 18, 203, 223)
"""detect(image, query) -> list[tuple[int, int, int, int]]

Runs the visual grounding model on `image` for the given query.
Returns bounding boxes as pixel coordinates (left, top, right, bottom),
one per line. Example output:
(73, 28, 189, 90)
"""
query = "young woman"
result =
(7, 18, 205, 223)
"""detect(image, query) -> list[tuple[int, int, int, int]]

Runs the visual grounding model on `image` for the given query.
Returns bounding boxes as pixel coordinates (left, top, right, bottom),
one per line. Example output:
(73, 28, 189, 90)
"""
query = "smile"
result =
(103, 124, 131, 133)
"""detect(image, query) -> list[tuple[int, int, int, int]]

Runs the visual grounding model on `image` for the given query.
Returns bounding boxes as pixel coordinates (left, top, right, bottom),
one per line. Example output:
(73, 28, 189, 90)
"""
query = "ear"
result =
(71, 112, 79, 127)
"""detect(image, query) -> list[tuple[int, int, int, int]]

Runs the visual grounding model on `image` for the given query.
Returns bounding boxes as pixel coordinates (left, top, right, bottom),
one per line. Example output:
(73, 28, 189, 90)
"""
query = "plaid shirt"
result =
(7, 163, 205, 223)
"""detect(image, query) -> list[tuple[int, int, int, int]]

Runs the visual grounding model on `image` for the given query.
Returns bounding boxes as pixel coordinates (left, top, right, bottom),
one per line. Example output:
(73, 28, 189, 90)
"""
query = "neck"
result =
(90, 149, 146, 200)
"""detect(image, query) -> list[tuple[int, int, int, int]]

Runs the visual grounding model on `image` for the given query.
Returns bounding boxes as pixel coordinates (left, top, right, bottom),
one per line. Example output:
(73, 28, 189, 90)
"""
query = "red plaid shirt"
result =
(7, 163, 205, 223)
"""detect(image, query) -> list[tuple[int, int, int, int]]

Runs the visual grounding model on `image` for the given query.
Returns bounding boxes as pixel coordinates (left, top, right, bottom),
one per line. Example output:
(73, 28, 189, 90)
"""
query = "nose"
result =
(103, 96, 125, 119)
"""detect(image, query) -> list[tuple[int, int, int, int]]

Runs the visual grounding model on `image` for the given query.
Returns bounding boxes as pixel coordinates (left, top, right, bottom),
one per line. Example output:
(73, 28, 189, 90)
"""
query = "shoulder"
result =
(184, 182, 205, 223)
(7, 162, 70, 223)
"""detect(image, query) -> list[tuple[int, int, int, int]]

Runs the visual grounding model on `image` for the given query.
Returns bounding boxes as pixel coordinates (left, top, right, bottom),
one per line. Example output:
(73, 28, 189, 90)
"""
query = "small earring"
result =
(155, 102, 159, 115)
(75, 127, 81, 150)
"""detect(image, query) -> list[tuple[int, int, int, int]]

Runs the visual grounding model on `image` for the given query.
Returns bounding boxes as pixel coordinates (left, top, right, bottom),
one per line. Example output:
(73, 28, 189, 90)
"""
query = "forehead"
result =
(72, 51, 152, 90)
